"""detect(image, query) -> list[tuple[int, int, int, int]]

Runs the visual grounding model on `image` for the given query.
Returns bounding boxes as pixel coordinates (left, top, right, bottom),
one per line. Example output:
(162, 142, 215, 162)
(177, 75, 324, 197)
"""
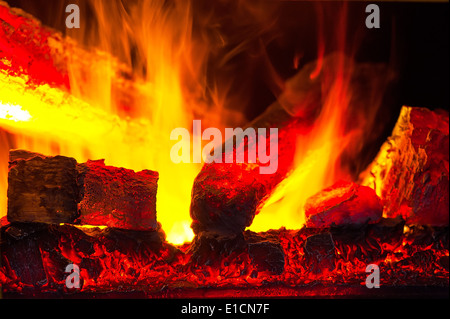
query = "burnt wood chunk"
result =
(189, 54, 394, 235)
(2, 223, 49, 287)
(187, 231, 247, 265)
(368, 217, 405, 247)
(77, 160, 159, 231)
(360, 106, 449, 226)
(248, 241, 285, 275)
(0, 222, 170, 290)
(7, 150, 79, 224)
(304, 232, 336, 273)
(188, 230, 285, 275)
(304, 180, 383, 228)
(190, 163, 276, 235)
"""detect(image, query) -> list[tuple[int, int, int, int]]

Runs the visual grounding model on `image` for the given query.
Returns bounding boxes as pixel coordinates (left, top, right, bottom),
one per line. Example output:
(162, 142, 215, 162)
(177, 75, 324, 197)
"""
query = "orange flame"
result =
(0, 1, 391, 244)
(0, 0, 218, 245)
(250, 53, 353, 232)
(249, 2, 390, 233)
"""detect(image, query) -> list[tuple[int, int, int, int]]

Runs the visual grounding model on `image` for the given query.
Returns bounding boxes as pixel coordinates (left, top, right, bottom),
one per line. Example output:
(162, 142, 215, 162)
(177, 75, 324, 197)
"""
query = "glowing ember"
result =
(0, 221, 447, 295)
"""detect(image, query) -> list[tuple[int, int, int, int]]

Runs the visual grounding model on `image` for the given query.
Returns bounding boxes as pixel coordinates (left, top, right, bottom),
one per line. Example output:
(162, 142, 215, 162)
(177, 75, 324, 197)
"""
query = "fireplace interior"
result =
(0, 0, 448, 299)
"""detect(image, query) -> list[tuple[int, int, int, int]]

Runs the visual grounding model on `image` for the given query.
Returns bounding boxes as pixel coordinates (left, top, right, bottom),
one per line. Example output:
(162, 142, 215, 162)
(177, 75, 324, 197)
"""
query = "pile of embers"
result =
(0, 216, 448, 297)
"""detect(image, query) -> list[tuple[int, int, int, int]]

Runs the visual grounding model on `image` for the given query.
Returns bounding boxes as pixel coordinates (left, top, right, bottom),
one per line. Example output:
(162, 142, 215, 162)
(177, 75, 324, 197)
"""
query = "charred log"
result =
(360, 106, 449, 226)
(1, 221, 448, 294)
(0, 222, 174, 293)
(190, 54, 394, 235)
(6, 150, 159, 231)
(367, 216, 405, 248)
(247, 241, 285, 276)
(77, 160, 159, 231)
(187, 231, 247, 266)
(188, 230, 285, 275)
(7, 150, 79, 224)
(303, 232, 336, 274)
(1, 223, 49, 287)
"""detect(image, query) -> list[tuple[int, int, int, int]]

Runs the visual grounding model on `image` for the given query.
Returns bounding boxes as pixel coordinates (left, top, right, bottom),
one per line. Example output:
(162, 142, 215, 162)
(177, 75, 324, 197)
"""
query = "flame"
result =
(0, 0, 222, 245)
(1, 0, 272, 245)
(0, 1, 391, 243)
(250, 55, 352, 232)
(0, 103, 31, 122)
(65, 0, 210, 245)
(250, 2, 388, 233)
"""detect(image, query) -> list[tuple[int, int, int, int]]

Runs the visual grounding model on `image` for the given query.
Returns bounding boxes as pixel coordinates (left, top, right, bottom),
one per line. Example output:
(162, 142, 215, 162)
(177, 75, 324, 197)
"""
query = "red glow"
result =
(0, 6, 69, 89)
(1, 222, 448, 295)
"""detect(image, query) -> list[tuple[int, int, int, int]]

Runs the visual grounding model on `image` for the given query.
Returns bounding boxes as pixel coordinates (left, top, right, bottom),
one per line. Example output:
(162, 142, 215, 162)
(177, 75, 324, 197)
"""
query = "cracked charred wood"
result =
(247, 240, 285, 275)
(0, 222, 173, 289)
(1, 222, 50, 287)
(77, 159, 159, 231)
(404, 224, 449, 251)
(187, 231, 247, 266)
(303, 232, 336, 273)
(330, 224, 383, 264)
(7, 150, 159, 230)
(304, 180, 383, 228)
(367, 216, 405, 247)
(244, 230, 285, 275)
(7, 150, 79, 224)
(190, 53, 394, 235)
(188, 230, 285, 275)
(360, 106, 449, 226)
(189, 103, 300, 235)
(189, 56, 326, 235)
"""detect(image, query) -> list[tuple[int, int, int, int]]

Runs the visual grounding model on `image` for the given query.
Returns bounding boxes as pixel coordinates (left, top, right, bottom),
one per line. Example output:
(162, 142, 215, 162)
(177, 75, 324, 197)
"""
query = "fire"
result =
(1, 1, 389, 244)
(249, 56, 354, 232)
(1, 221, 448, 294)
(249, 2, 390, 233)
(0, 0, 220, 245)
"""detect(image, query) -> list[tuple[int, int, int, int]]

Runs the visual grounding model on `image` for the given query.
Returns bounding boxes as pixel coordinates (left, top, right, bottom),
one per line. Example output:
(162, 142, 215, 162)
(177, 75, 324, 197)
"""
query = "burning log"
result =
(190, 161, 288, 235)
(360, 106, 449, 226)
(7, 150, 159, 231)
(7, 150, 79, 224)
(367, 216, 405, 248)
(189, 56, 326, 235)
(190, 53, 394, 235)
(2, 223, 49, 287)
(304, 180, 383, 228)
(0, 221, 171, 292)
(77, 160, 159, 231)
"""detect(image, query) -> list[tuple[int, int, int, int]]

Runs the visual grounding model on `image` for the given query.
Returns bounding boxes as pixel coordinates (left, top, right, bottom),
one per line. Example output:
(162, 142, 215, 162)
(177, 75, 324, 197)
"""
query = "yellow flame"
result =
(0, 66, 199, 245)
(250, 68, 352, 232)
(0, 103, 32, 122)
